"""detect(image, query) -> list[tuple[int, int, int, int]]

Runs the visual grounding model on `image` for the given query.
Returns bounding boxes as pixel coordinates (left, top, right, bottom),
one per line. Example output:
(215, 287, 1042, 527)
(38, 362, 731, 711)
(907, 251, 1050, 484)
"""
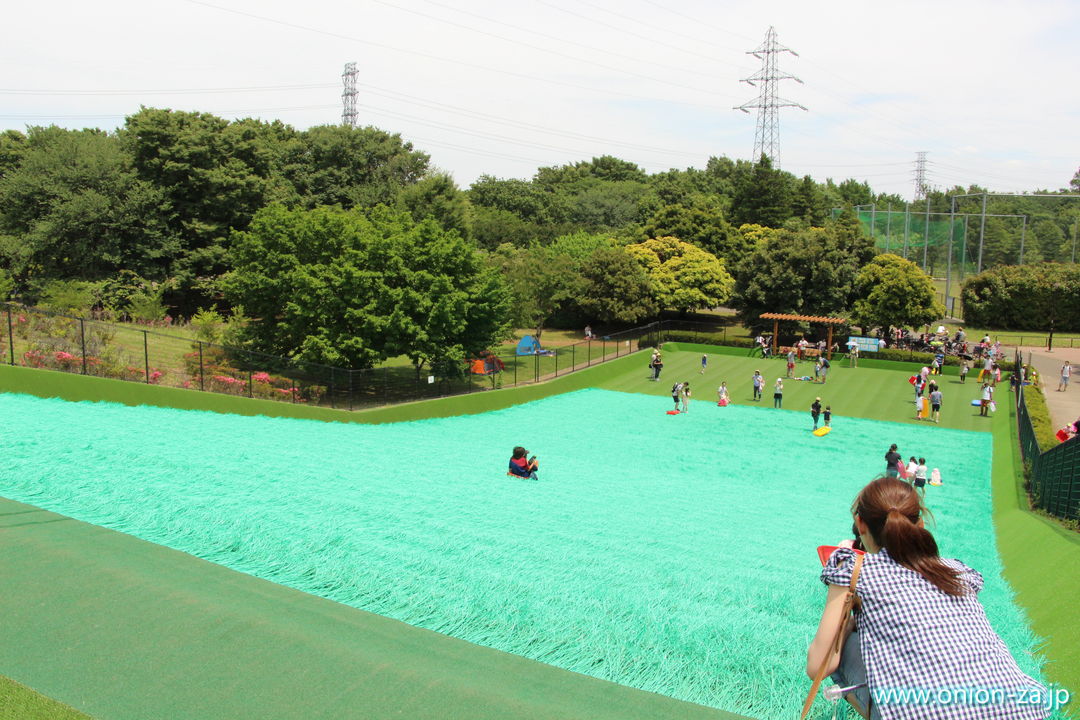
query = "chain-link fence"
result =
(1, 303, 661, 411)
(1015, 350, 1079, 521)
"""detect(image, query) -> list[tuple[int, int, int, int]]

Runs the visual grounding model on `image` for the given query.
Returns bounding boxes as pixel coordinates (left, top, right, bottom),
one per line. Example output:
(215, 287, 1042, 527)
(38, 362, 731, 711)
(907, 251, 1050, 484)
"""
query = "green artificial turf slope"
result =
(993, 401, 1080, 714)
(0, 497, 744, 720)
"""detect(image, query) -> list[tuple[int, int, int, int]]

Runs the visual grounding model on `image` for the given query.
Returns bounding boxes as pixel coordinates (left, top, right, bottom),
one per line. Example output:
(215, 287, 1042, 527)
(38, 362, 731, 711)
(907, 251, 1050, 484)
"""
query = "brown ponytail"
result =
(853, 477, 966, 596)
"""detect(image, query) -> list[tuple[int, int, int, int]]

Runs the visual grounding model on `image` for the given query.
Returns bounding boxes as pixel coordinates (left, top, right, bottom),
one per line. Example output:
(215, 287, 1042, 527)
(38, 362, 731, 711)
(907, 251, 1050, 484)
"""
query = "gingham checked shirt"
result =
(822, 548, 1048, 720)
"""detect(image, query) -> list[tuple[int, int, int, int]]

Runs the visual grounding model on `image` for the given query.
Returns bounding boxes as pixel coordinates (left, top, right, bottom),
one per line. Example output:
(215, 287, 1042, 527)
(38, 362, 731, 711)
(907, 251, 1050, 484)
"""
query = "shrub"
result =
(658, 331, 756, 349)
(1023, 385, 1058, 450)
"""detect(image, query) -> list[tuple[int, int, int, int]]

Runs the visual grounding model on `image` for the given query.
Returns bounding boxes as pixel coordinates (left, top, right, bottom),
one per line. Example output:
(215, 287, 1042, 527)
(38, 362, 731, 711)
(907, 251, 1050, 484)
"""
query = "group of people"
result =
(883, 444, 932, 493)
(912, 366, 944, 423)
(671, 381, 692, 412)
(810, 397, 832, 430)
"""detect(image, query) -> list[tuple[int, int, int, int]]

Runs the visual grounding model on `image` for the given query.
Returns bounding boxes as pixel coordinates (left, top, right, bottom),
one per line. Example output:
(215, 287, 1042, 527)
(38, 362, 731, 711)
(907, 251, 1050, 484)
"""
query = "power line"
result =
(0, 83, 337, 96)
(530, 0, 753, 70)
(369, 0, 733, 99)
(181, 0, 731, 110)
(404, 0, 731, 82)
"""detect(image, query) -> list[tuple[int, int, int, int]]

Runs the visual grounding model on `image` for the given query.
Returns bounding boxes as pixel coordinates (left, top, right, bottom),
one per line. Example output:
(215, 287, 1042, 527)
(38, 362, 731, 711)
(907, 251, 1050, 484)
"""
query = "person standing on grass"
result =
(787, 348, 796, 378)
(717, 381, 729, 405)
(819, 355, 830, 384)
(652, 351, 664, 381)
(773, 378, 784, 408)
(700, 354, 708, 374)
(811, 397, 822, 429)
(681, 382, 692, 413)
(1060, 362, 1072, 392)
(848, 339, 859, 367)
(980, 382, 994, 417)
(823, 405, 832, 427)
(752, 370, 764, 401)
(930, 387, 943, 424)
(959, 358, 970, 384)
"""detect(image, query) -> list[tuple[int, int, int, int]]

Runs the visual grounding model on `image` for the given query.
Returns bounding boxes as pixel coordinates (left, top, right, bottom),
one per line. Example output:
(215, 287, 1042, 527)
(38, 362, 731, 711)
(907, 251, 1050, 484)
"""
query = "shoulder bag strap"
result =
(799, 552, 865, 719)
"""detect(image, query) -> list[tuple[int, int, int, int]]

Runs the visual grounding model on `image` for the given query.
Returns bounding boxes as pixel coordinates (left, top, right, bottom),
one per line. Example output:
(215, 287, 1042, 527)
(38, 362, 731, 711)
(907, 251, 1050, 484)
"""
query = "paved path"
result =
(1019, 346, 1080, 432)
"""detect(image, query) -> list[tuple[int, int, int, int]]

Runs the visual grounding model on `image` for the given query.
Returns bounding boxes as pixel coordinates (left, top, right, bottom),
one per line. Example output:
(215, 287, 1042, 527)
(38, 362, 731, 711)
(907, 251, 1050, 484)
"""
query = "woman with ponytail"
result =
(806, 477, 1048, 720)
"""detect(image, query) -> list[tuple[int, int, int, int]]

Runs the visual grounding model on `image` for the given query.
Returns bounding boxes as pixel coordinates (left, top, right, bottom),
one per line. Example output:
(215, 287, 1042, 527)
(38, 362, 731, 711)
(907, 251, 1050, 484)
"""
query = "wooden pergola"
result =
(759, 313, 848, 360)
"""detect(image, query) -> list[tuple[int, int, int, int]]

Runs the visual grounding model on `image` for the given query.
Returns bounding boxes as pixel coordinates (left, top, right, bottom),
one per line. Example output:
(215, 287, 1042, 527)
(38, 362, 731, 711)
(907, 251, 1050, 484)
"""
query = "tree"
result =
(730, 154, 794, 228)
(0, 125, 176, 292)
(283, 124, 429, 210)
(851, 254, 944, 331)
(729, 226, 864, 329)
(641, 198, 749, 261)
(224, 204, 512, 373)
(960, 263, 1080, 332)
(489, 244, 578, 337)
(625, 236, 733, 314)
(397, 171, 471, 239)
(573, 247, 657, 324)
(792, 175, 827, 226)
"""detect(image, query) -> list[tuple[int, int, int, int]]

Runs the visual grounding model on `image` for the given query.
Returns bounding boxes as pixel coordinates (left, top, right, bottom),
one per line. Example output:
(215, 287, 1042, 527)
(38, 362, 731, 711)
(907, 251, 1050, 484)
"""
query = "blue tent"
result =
(515, 335, 541, 356)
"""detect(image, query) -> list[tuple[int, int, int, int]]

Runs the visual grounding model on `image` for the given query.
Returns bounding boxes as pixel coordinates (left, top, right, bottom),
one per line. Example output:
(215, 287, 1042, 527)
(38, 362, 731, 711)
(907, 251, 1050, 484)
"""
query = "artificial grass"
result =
(0, 388, 1054, 719)
(993, 401, 1080, 716)
(0, 675, 93, 720)
(0, 496, 739, 720)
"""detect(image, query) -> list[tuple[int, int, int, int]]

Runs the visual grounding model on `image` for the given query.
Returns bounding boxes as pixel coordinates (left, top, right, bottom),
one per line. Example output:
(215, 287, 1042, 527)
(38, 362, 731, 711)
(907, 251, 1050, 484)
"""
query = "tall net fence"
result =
(1014, 350, 1080, 522)
(0, 303, 660, 412)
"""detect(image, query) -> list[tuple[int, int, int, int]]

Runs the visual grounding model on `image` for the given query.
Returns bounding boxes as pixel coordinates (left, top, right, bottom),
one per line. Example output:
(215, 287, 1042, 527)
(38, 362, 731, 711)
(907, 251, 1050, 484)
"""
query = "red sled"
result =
(718, 398, 729, 407)
(1057, 428, 1070, 442)
(666, 410, 680, 415)
(908, 375, 917, 385)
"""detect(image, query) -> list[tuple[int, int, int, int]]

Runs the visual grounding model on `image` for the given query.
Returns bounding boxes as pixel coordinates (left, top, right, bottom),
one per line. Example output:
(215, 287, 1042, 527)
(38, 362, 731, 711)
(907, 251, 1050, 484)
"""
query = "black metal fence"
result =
(1014, 350, 1079, 521)
(1, 303, 662, 411)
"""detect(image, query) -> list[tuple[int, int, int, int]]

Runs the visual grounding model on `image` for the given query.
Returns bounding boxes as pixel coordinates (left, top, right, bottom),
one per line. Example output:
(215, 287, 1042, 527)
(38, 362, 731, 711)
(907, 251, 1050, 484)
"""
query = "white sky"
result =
(3, 0, 1078, 200)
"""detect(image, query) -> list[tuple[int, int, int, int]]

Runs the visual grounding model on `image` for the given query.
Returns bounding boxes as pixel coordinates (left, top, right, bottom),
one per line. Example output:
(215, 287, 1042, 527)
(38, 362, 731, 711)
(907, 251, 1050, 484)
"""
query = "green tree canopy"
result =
(730, 154, 794, 228)
(625, 236, 733, 314)
(573, 246, 657, 324)
(960, 263, 1080, 332)
(641, 197, 748, 261)
(729, 226, 865, 329)
(0, 125, 176, 292)
(850, 254, 944, 331)
(224, 204, 511, 372)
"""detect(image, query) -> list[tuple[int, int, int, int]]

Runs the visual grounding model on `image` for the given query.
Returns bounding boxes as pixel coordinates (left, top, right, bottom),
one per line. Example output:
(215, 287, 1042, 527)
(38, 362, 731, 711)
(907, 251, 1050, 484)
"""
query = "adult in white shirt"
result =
(1060, 363, 1072, 392)
(980, 382, 994, 417)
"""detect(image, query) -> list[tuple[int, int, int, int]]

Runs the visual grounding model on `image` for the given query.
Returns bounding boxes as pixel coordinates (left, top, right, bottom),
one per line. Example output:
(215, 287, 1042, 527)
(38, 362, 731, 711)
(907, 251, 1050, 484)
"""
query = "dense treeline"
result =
(0, 108, 1075, 372)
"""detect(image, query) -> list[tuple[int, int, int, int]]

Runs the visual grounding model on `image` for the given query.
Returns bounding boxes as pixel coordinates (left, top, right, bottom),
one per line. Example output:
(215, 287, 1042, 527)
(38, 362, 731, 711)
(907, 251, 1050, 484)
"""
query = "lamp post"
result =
(1048, 282, 1064, 352)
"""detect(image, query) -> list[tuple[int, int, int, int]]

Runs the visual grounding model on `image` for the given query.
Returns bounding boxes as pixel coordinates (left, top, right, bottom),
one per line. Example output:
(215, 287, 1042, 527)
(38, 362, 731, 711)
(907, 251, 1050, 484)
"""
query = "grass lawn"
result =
(0, 676, 93, 720)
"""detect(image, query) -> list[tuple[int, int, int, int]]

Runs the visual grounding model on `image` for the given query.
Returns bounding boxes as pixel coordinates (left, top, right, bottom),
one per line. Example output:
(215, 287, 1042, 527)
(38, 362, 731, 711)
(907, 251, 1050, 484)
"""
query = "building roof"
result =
(759, 313, 848, 324)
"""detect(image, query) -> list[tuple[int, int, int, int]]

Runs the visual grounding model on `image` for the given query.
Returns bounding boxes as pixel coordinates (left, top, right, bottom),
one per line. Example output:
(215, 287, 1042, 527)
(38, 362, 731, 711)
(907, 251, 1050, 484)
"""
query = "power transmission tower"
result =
(734, 26, 806, 167)
(341, 62, 358, 127)
(913, 151, 928, 200)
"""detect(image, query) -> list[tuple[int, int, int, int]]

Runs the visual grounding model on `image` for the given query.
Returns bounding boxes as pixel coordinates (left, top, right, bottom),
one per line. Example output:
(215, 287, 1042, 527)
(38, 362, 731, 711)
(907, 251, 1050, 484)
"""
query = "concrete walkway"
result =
(1019, 345, 1080, 432)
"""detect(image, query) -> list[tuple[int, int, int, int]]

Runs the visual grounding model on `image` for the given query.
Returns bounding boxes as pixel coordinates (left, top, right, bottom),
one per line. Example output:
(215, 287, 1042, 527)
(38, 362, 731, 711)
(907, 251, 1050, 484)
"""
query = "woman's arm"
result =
(806, 584, 855, 678)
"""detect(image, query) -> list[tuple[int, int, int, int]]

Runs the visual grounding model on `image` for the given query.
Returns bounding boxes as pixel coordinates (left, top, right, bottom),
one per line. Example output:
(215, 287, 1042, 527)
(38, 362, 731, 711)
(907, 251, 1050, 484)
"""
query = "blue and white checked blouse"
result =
(821, 547, 1048, 720)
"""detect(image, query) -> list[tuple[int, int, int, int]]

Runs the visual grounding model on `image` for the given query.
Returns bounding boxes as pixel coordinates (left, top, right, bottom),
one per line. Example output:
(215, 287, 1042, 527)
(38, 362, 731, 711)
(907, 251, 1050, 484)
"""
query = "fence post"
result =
(534, 353, 539, 383)
(587, 339, 592, 367)
(383, 366, 388, 404)
(80, 318, 87, 375)
(6, 307, 14, 366)
(571, 344, 575, 372)
(554, 347, 558, 376)
(329, 368, 335, 409)
(198, 341, 205, 391)
(143, 330, 150, 383)
(248, 369, 253, 398)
